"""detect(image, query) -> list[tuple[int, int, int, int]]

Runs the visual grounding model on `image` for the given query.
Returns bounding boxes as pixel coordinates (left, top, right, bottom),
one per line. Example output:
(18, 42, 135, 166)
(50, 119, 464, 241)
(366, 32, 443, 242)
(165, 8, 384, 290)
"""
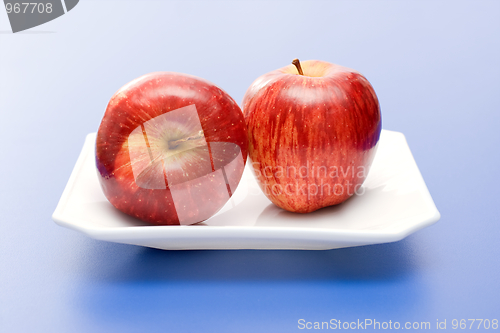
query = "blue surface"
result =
(1, 1, 499, 332)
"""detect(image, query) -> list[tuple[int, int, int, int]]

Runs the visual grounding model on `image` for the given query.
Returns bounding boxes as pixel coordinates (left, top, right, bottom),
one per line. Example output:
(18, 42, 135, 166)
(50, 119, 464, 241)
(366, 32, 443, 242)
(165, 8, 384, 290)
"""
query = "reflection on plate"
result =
(52, 130, 440, 250)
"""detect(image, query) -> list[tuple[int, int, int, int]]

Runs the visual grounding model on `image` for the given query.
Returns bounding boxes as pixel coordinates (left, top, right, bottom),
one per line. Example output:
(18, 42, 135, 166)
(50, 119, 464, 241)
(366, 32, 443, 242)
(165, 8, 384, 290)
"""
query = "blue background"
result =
(1, 1, 499, 331)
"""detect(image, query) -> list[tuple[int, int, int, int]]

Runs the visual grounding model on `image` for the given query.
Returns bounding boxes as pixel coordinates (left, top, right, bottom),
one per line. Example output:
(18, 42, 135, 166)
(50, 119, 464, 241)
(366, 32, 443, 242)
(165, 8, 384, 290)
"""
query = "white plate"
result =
(52, 130, 440, 250)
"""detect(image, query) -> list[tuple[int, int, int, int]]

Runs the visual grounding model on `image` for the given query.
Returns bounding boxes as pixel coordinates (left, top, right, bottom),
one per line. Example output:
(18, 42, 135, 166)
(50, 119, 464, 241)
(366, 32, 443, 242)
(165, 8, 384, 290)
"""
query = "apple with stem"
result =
(242, 59, 381, 213)
(96, 72, 248, 225)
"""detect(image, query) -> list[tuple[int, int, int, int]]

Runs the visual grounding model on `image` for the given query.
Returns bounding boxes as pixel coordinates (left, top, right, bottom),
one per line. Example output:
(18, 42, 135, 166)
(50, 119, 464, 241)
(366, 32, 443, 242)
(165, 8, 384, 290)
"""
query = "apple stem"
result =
(168, 130, 204, 149)
(292, 59, 304, 75)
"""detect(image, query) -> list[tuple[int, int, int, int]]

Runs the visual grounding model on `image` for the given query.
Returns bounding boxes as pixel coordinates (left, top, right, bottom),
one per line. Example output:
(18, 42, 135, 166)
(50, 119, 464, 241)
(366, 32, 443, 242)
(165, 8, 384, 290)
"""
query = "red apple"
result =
(96, 72, 248, 225)
(242, 59, 381, 213)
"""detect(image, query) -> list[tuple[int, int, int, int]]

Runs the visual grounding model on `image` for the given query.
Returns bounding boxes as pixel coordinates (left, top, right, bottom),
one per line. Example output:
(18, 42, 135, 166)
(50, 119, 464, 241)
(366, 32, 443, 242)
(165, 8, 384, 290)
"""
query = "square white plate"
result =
(52, 130, 440, 250)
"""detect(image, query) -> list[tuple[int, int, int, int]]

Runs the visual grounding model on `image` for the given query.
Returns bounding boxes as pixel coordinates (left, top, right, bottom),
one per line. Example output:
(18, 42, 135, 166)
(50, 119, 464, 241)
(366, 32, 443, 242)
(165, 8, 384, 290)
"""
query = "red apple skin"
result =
(96, 72, 248, 225)
(242, 60, 381, 213)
